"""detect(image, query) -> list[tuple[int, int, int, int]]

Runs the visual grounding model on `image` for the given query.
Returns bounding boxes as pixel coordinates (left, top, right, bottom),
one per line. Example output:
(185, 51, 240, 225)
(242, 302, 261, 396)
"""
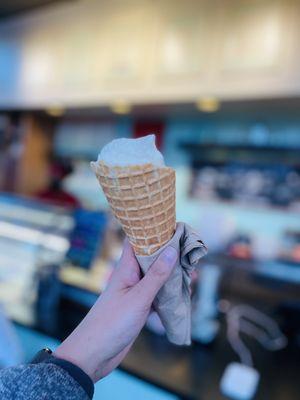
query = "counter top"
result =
(120, 327, 300, 400)
(55, 283, 300, 400)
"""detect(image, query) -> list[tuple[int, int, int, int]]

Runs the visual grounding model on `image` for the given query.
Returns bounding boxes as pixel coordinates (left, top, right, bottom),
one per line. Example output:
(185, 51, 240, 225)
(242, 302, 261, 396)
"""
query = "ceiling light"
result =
(46, 106, 65, 117)
(110, 100, 131, 115)
(196, 97, 220, 113)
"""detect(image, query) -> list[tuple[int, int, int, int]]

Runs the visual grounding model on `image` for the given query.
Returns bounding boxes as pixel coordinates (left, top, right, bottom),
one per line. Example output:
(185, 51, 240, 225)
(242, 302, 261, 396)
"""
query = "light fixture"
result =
(196, 97, 220, 113)
(110, 100, 132, 115)
(46, 105, 65, 117)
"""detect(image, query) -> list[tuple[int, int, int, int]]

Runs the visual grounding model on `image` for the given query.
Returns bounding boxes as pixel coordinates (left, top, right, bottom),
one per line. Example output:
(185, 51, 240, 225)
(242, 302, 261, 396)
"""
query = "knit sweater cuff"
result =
(31, 350, 94, 399)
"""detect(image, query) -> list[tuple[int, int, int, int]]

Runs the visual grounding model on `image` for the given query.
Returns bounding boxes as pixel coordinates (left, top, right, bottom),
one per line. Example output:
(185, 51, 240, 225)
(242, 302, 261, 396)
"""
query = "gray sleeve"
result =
(0, 363, 90, 400)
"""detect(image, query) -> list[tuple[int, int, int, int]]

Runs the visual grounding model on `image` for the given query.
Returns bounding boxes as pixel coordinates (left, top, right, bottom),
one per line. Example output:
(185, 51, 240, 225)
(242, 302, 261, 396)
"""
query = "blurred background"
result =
(0, 0, 300, 399)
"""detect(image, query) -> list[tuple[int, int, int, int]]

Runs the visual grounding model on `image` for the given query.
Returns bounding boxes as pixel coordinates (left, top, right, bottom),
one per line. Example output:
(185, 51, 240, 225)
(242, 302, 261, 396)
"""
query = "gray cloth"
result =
(0, 363, 89, 400)
(137, 222, 207, 345)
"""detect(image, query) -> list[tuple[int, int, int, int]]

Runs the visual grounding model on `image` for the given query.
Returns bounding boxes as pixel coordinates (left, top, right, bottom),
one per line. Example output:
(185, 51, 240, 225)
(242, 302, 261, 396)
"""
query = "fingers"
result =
(133, 246, 178, 306)
(110, 238, 141, 290)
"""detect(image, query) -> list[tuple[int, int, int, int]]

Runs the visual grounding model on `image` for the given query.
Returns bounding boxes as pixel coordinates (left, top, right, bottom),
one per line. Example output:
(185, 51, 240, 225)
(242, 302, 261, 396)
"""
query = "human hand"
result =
(54, 240, 178, 382)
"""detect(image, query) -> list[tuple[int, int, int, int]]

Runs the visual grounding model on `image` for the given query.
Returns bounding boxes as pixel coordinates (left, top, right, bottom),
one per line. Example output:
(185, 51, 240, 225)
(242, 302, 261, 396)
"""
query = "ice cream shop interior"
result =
(0, 0, 300, 399)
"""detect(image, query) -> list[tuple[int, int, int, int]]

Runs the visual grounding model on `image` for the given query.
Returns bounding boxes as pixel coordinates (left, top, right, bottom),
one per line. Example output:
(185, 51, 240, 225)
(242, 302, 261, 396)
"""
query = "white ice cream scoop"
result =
(96, 134, 165, 167)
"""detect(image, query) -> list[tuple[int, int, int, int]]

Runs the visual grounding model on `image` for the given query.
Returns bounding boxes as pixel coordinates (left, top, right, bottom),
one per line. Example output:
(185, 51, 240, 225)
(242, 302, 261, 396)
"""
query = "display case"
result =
(0, 194, 108, 326)
(0, 194, 72, 325)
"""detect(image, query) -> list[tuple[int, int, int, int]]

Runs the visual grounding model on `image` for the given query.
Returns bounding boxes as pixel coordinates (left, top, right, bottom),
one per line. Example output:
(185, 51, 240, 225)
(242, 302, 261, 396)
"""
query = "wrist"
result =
(54, 344, 93, 381)
(54, 341, 107, 383)
(31, 348, 94, 399)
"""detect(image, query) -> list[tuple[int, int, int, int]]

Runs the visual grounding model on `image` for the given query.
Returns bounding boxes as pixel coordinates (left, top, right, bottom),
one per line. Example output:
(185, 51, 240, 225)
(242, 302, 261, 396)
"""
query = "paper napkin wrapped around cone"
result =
(137, 222, 207, 345)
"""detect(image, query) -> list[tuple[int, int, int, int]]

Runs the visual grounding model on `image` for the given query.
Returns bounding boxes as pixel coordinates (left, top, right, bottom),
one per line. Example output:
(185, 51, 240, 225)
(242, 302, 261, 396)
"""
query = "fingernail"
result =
(161, 246, 178, 264)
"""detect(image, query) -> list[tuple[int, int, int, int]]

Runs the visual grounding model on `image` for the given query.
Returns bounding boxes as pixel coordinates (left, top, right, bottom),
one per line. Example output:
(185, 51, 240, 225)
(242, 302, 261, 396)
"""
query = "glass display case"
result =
(0, 194, 108, 326)
(0, 194, 73, 325)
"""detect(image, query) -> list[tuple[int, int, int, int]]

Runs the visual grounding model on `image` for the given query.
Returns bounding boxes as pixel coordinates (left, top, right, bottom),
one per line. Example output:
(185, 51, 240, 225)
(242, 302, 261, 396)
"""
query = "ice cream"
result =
(97, 135, 165, 167)
(91, 135, 176, 255)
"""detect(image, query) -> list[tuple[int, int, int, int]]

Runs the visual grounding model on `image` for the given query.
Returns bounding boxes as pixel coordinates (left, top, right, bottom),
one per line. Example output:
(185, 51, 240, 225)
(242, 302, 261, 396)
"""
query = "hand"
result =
(54, 240, 178, 382)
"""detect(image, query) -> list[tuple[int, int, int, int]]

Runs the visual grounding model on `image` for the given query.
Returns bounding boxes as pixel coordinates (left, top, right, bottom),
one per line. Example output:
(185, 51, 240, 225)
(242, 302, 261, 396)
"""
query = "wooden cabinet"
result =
(152, 1, 211, 80)
(210, 0, 297, 98)
(16, 114, 52, 195)
(1, 0, 300, 107)
(99, 1, 152, 86)
(146, 0, 218, 100)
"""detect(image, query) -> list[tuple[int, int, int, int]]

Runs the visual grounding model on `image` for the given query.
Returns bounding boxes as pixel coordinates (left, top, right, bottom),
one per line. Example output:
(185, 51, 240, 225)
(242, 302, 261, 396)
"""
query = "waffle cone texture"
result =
(91, 161, 176, 255)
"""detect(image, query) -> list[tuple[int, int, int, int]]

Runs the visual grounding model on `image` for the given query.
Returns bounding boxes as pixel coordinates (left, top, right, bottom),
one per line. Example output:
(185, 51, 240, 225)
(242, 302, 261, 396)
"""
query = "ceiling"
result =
(0, 0, 72, 19)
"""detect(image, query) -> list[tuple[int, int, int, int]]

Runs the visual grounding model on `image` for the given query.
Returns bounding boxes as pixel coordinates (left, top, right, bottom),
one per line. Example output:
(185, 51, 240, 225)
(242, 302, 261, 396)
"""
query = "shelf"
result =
(180, 143, 300, 167)
(192, 197, 300, 215)
(204, 254, 300, 289)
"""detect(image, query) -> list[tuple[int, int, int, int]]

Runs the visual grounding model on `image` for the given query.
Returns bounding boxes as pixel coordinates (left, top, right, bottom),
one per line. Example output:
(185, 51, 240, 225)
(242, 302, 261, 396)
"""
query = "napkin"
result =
(137, 222, 207, 345)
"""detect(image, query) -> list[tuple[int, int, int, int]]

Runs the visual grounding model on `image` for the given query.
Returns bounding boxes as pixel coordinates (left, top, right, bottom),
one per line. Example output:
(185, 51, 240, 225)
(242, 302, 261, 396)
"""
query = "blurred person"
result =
(36, 158, 80, 208)
(0, 240, 178, 399)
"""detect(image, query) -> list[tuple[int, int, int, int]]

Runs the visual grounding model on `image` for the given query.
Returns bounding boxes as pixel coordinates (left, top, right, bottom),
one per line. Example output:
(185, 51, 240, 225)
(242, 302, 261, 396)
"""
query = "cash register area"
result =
(0, 1, 300, 400)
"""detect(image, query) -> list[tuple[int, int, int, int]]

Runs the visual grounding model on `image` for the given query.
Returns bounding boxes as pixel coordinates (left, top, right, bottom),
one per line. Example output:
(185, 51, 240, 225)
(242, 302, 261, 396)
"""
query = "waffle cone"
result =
(91, 161, 176, 255)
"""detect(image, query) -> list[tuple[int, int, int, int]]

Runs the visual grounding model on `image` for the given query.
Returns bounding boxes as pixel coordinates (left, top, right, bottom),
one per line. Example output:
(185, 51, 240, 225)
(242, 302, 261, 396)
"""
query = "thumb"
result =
(109, 239, 141, 290)
(133, 246, 178, 305)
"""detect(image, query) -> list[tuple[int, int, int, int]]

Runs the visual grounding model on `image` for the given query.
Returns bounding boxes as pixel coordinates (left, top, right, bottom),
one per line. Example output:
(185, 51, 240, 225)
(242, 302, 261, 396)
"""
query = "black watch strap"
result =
(31, 348, 94, 399)
(31, 348, 53, 363)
